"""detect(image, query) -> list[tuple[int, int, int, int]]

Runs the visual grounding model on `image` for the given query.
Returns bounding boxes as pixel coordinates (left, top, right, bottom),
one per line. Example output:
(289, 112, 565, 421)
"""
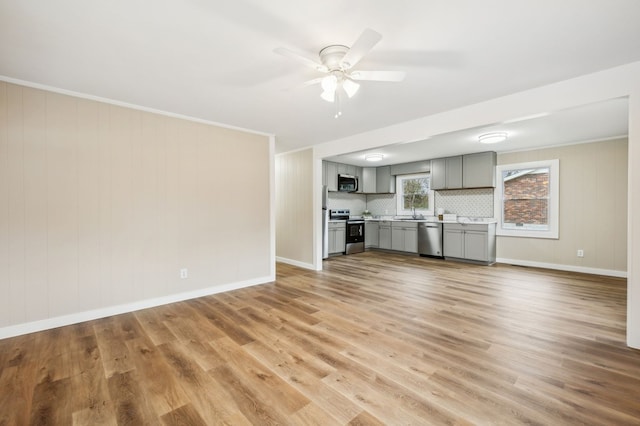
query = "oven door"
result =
(346, 221, 364, 243)
(345, 220, 365, 254)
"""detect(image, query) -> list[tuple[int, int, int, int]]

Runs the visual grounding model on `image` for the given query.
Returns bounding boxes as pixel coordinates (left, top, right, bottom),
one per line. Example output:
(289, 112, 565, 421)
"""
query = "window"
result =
(494, 159, 559, 239)
(396, 173, 434, 216)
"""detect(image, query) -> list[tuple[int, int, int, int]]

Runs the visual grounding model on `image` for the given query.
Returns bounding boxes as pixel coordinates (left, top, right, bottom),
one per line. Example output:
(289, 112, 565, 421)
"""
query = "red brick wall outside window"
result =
(503, 172, 549, 225)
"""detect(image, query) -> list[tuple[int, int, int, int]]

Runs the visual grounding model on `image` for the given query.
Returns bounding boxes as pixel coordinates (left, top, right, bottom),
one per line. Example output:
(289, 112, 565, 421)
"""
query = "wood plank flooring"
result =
(1, 251, 639, 424)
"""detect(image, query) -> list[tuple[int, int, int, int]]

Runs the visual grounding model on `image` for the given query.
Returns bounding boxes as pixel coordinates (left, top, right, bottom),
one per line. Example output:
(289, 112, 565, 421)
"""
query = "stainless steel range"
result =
(330, 209, 365, 254)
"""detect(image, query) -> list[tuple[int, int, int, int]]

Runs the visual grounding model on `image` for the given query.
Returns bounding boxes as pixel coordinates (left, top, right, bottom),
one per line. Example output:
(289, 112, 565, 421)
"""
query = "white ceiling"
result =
(1, 1, 639, 155)
(326, 97, 630, 166)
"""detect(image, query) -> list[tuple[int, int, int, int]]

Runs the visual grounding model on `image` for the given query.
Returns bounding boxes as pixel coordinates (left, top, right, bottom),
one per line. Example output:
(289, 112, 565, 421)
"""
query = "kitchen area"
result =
(323, 151, 497, 265)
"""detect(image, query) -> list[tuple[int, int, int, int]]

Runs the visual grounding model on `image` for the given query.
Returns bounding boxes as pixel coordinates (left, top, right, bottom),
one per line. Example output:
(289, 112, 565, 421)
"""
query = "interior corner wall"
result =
(497, 138, 628, 275)
(0, 82, 273, 337)
(627, 87, 640, 348)
(275, 148, 314, 268)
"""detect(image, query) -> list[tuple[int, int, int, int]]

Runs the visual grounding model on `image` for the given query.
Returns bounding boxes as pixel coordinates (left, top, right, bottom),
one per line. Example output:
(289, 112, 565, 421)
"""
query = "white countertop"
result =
(363, 216, 497, 224)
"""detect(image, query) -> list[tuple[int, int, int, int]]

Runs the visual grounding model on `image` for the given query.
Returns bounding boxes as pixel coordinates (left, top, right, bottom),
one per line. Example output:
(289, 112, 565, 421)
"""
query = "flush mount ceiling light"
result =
(365, 153, 384, 162)
(478, 132, 508, 144)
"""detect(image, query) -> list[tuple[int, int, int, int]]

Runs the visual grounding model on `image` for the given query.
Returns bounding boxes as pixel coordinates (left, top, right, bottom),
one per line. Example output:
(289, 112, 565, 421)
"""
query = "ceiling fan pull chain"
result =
(335, 91, 342, 118)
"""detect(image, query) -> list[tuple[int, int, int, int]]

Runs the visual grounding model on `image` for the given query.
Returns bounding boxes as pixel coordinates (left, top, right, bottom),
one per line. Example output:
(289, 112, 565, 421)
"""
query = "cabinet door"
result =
(335, 228, 346, 253)
(463, 151, 496, 188)
(391, 228, 404, 251)
(404, 228, 418, 253)
(365, 222, 379, 247)
(376, 166, 395, 193)
(445, 156, 463, 189)
(464, 230, 488, 261)
(379, 226, 392, 249)
(326, 162, 338, 191)
(322, 161, 328, 187)
(328, 228, 336, 253)
(430, 158, 446, 190)
(362, 167, 376, 193)
(443, 228, 464, 258)
(355, 166, 363, 192)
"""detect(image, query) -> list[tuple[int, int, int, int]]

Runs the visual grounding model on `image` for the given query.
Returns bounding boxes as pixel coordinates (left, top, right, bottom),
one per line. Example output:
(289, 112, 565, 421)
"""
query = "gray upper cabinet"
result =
(376, 166, 395, 193)
(445, 156, 463, 189)
(355, 166, 363, 193)
(389, 160, 429, 176)
(325, 161, 338, 191)
(432, 151, 496, 190)
(323, 161, 364, 192)
(361, 167, 377, 193)
(322, 161, 327, 187)
(431, 156, 462, 190)
(430, 158, 446, 190)
(463, 151, 496, 188)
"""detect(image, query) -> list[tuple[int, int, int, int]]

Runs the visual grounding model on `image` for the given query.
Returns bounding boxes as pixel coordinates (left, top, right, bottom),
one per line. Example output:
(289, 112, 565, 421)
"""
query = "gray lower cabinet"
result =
(328, 222, 346, 254)
(378, 221, 392, 249)
(365, 221, 379, 247)
(443, 223, 496, 263)
(391, 222, 418, 253)
(443, 227, 464, 258)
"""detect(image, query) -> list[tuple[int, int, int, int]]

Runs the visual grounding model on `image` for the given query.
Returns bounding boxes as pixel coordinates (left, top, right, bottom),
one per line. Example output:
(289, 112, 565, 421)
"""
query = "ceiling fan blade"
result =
(274, 47, 328, 72)
(350, 70, 406, 82)
(280, 77, 324, 92)
(340, 28, 382, 70)
(299, 77, 324, 87)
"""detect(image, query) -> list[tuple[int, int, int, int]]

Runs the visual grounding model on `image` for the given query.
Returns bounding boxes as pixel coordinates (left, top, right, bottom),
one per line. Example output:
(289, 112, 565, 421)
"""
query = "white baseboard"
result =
(0, 275, 274, 340)
(497, 258, 627, 278)
(275, 256, 317, 270)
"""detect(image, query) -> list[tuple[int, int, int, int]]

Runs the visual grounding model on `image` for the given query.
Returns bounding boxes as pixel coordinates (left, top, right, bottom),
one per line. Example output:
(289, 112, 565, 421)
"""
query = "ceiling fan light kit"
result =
(478, 132, 508, 144)
(275, 28, 406, 117)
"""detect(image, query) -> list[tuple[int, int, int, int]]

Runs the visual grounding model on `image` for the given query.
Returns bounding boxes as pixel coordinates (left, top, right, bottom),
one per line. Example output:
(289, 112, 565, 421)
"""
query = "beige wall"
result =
(275, 149, 314, 268)
(497, 138, 628, 274)
(0, 82, 273, 332)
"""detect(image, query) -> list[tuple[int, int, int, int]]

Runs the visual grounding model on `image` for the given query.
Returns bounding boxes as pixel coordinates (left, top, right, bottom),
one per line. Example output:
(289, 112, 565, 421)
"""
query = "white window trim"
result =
(494, 159, 559, 239)
(395, 173, 434, 217)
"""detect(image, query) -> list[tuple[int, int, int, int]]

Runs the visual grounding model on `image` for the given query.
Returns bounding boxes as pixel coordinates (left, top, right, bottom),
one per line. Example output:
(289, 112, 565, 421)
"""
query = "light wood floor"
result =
(1, 251, 639, 425)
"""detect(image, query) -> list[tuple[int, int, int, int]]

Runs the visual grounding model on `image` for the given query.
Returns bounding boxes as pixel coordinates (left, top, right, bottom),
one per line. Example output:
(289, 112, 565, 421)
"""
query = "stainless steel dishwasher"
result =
(418, 222, 443, 258)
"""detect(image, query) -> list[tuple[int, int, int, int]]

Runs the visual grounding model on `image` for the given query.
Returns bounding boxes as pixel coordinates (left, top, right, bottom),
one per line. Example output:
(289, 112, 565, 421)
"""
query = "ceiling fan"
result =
(275, 29, 406, 117)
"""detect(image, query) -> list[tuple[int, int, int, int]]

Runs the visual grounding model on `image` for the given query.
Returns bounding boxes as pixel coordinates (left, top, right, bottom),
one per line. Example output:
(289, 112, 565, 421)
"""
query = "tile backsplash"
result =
(365, 194, 396, 216)
(327, 192, 366, 214)
(330, 188, 494, 218)
(435, 188, 494, 217)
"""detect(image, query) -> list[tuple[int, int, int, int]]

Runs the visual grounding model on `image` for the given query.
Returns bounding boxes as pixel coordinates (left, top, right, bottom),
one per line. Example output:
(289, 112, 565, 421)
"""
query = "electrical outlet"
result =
(180, 268, 188, 279)
(577, 249, 584, 258)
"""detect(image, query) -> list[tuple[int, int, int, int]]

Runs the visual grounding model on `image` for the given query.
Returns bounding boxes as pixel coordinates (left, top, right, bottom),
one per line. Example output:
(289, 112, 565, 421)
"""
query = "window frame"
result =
(395, 173, 434, 217)
(494, 159, 559, 239)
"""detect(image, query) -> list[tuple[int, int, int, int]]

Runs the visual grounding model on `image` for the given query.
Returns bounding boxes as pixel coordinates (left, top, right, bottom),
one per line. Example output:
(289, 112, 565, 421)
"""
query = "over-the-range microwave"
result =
(338, 174, 358, 192)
